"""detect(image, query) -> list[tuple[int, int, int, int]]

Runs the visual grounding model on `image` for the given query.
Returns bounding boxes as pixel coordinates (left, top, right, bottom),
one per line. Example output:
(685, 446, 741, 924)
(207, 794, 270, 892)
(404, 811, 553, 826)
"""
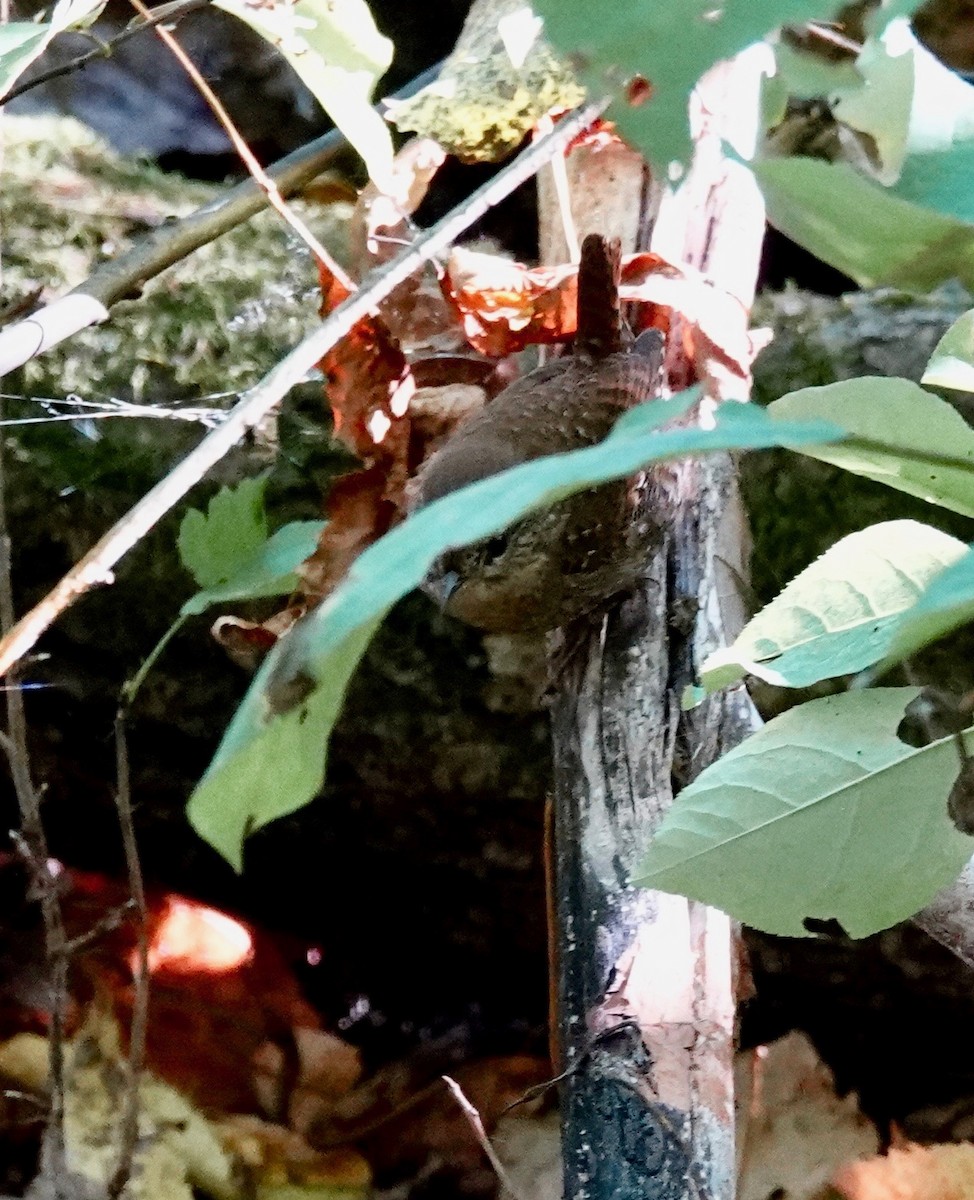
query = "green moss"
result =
(0, 113, 350, 401)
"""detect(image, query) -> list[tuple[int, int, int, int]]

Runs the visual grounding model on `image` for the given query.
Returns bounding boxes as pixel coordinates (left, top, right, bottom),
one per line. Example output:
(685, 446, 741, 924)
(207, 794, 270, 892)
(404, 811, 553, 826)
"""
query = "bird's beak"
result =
(427, 569, 461, 611)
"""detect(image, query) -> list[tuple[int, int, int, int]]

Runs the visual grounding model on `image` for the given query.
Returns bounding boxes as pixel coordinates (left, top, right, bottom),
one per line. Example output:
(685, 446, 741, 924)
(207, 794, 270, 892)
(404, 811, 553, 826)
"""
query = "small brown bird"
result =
(410, 233, 665, 633)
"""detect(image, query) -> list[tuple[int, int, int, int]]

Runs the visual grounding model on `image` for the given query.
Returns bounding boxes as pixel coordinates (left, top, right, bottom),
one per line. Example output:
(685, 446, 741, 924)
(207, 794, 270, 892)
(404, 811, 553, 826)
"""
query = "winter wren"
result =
(410, 233, 665, 633)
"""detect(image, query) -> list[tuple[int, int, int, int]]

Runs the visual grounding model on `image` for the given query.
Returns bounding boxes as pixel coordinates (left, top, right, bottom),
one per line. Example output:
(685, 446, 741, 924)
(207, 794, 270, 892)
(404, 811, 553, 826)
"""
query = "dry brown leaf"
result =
(218, 1114, 370, 1199)
(317, 261, 414, 474)
(443, 248, 578, 356)
(737, 1032, 879, 1200)
(211, 608, 303, 672)
(833, 1142, 974, 1200)
(299, 466, 399, 605)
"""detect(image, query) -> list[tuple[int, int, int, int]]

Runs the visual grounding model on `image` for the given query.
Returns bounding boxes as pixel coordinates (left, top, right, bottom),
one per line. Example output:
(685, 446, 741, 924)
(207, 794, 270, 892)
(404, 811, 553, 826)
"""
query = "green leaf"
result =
(534, 0, 839, 170)
(768, 376, 974, 517)
(829, 32, 914, 183)
(181, 520, 325, 616)
(177, 476, 269, 592)
(634, 688, 974, 937)
(755, 157, 974, 290)
(923, 309, 974, 392)
(0, 0, 105, 98)
(188, 399, 847, 868)
(881, 544, 974, 667)
(772, 41, 863, 100)
(188, 618, 381, 870)
(213, 0, 394, 189)
(695, 520, 966, 698)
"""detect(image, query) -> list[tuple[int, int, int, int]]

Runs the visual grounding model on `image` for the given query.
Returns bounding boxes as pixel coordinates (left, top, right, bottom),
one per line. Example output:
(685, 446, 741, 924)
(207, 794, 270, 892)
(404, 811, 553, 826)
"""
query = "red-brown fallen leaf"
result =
(211, 607, 302, 672)
(566, 115, 628, 155)
(620, 253, 756, 382)
(350, 137, 447, 274)
(833, 1142, 974, 1200)
(299, 465, 399, 605)
(318, 261, 415, 474)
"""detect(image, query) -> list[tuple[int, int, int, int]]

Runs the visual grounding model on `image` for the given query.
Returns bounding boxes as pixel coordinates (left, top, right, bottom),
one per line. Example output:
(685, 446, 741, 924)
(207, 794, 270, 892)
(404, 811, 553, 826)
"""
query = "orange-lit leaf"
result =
(833, 1142, 974, 1200)
(621, 253, 756, 381)
(318, 262, 414, 470)
(443, 249, 578, 357)
(142, 896, 254, 976)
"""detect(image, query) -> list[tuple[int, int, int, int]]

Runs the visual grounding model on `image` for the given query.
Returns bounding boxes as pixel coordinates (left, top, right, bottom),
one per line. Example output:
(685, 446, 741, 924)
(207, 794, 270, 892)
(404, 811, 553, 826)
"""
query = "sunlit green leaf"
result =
(881, 545, 974, 667)
(635, 688, 973, 937)
(214, 0, 394, 188)
(768, 376, 974, 517)
(694, 520, 966, 698)
(755, 157, 974, 290)
(188, 400, 846, 868)
(923, 309, 974, 392)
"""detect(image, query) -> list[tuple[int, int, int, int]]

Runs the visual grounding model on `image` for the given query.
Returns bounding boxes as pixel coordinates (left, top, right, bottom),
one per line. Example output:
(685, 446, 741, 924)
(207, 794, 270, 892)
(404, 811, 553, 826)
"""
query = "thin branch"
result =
(0, 61, 442, 375)
(0, 412, 68, 1189)
(1, 0, 213, 104)
(128, 0, 350, 280)
(107, 712, 149, 1200)
(0, 100, 605, 679)
(442, 1076, 527, 1200)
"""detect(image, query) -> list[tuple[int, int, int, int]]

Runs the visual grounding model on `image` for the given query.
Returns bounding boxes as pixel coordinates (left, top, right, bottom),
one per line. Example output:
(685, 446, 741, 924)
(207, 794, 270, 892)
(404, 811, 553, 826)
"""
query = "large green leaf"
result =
(881, 544, 974, 667)
(214, 0, 394, 189)
(755, 157, 974, 290)
(923, 308, 974, 392)
(0, 0, 105, 99)
(188, 400, 846, 868)
(635, 688, 974, 937)
(534, 0, 839, 170)
(768, 377, 974, 517)
(695, 520, 966, 698)
(756, 21, 974, 287)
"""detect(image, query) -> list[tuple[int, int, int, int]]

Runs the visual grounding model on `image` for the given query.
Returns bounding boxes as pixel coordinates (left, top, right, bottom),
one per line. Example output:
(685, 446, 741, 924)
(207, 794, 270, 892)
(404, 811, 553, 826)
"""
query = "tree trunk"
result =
(545, 56, 767, 1199)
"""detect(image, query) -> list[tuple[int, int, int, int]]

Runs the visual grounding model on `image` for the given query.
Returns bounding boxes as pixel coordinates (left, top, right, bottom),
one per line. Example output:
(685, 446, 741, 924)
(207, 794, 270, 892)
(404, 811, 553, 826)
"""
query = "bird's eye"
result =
(481, 534, 508, 563)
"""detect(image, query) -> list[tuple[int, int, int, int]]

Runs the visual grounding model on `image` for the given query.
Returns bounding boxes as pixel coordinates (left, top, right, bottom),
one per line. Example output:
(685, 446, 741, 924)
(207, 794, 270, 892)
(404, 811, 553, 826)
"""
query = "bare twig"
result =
(441, 1076, 526, 1200)
(128, 0, 350, 280)
(0, 61, 442, 376)
(107, 712, 149, 1200)
(0, 410, 69, 1189)
(0, 100, 605, 679)
(1, 0, 213, 104)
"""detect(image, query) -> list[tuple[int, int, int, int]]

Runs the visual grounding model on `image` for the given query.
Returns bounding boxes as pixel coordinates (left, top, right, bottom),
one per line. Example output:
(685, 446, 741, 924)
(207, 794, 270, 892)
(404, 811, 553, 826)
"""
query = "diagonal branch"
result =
(0, 100, 605, 679)
(127, 0, 349, 278)
(0, 61, 442, 376)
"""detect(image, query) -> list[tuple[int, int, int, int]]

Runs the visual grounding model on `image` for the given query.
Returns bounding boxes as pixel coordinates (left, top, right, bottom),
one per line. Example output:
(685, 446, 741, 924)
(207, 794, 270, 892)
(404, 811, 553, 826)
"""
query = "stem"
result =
(107, 712, 150, 1200)
(127, 0, 349, 279)
(0, 412, 68, 1190)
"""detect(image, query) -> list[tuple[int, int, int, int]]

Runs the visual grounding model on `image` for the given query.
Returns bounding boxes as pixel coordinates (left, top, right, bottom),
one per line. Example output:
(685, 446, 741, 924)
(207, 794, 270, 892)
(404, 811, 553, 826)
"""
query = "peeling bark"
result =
(547, 57, 766, 1200)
